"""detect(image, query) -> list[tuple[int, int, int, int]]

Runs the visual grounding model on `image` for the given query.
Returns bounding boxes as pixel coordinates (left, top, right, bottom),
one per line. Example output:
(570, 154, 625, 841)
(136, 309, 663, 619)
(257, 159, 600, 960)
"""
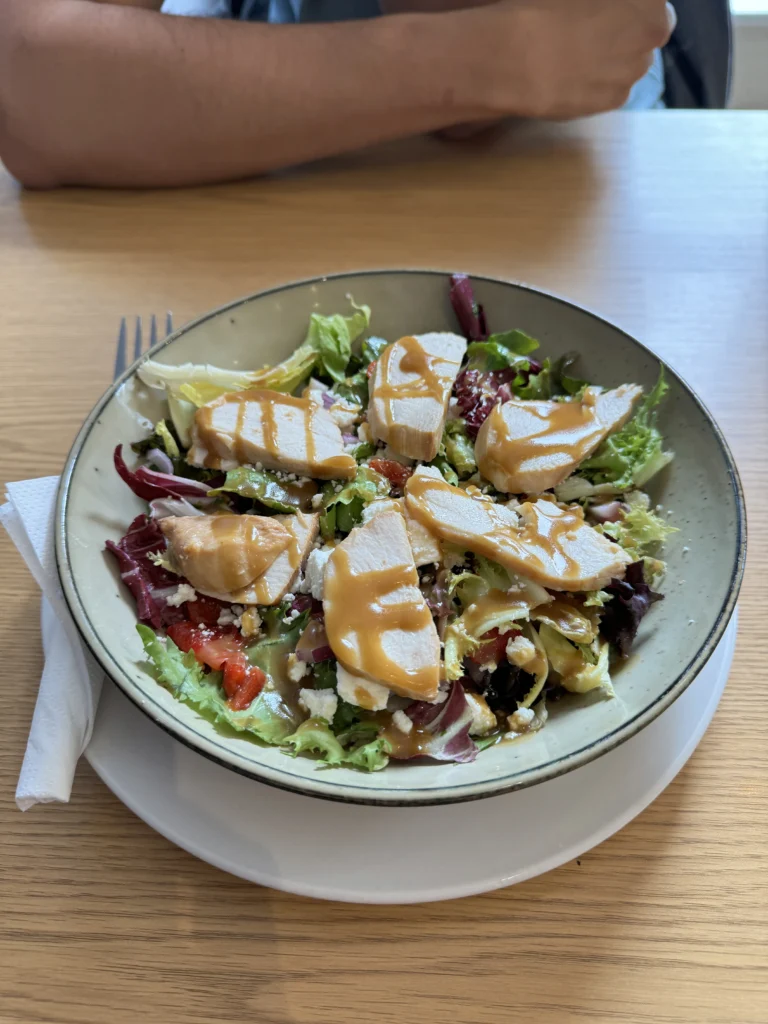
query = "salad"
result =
(107, 273, 676, 772)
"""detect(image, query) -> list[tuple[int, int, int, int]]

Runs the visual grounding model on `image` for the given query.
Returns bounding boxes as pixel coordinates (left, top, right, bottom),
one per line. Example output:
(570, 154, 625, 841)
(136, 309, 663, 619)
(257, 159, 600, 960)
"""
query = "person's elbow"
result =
(0, 3, 70, 189)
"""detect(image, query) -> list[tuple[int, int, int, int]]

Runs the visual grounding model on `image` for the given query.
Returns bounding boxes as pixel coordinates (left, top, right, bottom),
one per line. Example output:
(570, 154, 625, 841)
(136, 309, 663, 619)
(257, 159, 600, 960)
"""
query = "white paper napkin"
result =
(0, 477, 103, 810)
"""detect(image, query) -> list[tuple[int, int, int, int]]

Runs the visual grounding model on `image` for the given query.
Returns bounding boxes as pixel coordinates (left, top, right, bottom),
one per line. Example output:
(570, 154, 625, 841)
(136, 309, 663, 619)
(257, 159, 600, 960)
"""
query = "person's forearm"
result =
(0, 1, 488, 188)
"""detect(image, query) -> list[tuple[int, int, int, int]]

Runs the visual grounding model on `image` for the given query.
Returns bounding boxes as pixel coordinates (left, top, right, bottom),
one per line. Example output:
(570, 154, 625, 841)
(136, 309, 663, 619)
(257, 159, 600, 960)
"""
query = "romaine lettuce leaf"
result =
(443, 420, 477, 478)
(304, 302, 371, 384)
(578, 369, 673, 491)
(552, 352, 589, 398)
(319, 465, 390, 538)
(207, 465, 304, 513)
(465, 329, 539, 373)
(361, 335, 389, 364)
(138, 299, 370, 401)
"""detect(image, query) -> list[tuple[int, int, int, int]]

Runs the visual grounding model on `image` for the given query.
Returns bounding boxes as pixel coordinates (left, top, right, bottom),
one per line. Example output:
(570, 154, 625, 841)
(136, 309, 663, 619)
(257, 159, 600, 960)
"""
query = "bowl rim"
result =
(55, 269, 747, 806)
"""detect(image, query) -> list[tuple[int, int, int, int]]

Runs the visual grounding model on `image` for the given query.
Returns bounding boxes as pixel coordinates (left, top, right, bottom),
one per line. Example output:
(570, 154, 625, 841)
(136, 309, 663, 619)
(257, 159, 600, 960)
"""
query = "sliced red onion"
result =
(321, 391, 336, 410)
(114, 445, 213, 504)
(149, 497, 206, 519)
(342, 433, 357, 444)
(589, 501, 626, 524)
(290, 594, 314, 614)
(296, 645, 334, 664)
(146, 447, 174, 475)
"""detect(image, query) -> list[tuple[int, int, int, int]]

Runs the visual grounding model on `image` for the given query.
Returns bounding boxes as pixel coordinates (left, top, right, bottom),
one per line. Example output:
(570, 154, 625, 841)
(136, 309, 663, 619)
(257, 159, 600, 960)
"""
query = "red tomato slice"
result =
(470, 628, 521, 668)
(227, 666, 266, 711)
(167, 622, 266, 709)
(369, 458, 413, 489)
(187, 594, 229, 626)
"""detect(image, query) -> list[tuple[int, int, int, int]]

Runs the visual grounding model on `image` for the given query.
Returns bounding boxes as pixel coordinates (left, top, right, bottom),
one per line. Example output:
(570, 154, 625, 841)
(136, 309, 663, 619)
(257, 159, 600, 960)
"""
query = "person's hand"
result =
(463, 0, 675, 119)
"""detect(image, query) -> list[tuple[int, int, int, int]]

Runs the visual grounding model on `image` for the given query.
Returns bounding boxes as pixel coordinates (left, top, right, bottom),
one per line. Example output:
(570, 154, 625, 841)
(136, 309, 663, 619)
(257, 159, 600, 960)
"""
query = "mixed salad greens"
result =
(107, 273, 676, 772)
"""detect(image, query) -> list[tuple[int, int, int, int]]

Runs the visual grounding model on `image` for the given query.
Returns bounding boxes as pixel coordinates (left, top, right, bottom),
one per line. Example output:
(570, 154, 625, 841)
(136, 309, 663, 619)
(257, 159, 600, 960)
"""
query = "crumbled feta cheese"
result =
(465, 692, 497, 736)
(299, 687, 338, 722)
(311, 492, 324, 509)
(287, 653, 310, 684)
(336, 664, 390, 711)
(166, 584, 197, 607)
(284, 593, 295, 604)
(217, 608, 238, 626)
(392, 710, 413, 735)
(239, 608, 262, 638)
(506, 635, 537, 670)
(507, 707, 535, 734)
(328, 402, 361, 430)
(429, 685, 449, 705)
(304, 546, 333, 601)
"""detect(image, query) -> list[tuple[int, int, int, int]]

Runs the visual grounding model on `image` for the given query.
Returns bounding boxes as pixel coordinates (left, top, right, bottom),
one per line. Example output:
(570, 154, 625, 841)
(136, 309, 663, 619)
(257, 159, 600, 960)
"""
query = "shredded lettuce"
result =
(514, 357, 552, 400)
(599, 492, 678, 560)
(167, 392, 197, 447)
(579, 369, 673, 491)
(137, 625, 299, 743)
(444, 618, 481, 681)
(319, 465, 389, 538)
(443, 420, 477, 478)
(427, 454, 459, 487)
(466, 329, 539, 372)
(361, 335, 389, 363)
(538, 624, 613, 696)
(283, 719, 390, 771)
(208, 465, 305, 513)
(304, 302, 371, 384)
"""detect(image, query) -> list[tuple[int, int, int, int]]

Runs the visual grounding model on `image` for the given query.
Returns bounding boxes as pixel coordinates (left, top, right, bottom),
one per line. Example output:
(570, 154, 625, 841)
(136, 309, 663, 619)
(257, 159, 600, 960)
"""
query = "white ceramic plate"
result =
(84, 608, 737, 903)
(57, 272, 746, 804)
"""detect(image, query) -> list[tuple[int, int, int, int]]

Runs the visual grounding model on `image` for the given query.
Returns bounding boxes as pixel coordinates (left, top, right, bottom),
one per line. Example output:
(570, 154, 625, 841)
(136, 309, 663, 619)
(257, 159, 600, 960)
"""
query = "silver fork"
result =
(113, 312, 174, 382)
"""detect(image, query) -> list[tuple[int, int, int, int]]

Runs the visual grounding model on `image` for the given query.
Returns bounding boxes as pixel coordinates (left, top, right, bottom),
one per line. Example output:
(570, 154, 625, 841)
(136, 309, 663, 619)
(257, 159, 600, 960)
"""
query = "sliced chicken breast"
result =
(188, 388, 357, 480)
(160, 514, 291, 601)
(368, 332, 467, 462)
(323, 509, 440, 701)
(361, 496, 442, 567)
(248, 511, 320, 606)
(475, 385, 642, 494)
(404, 467, 630, 592)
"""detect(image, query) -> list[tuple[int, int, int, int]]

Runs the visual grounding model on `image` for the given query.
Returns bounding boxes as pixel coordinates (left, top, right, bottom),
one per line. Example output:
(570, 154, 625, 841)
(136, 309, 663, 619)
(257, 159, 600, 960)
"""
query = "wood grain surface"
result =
(1, 112, 766, 1024)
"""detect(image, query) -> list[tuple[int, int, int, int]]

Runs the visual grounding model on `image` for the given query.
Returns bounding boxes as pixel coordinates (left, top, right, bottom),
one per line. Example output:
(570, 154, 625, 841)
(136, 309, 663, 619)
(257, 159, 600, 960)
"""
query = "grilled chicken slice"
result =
(361, 496, 442, 567)
(368, 332, 467, 462)
(247, 511, 320, 606)
(404, 467, 630, 592)
(475, 385, 642, 494)
(160, 514, 291, 601)
(323, 509, 440, 701)
(188, 388, 357, 480)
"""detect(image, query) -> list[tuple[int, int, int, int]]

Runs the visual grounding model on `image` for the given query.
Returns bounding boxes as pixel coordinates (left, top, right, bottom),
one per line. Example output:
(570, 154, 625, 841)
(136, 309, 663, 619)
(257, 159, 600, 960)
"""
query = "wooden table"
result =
(1, 112, 767, 1024)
